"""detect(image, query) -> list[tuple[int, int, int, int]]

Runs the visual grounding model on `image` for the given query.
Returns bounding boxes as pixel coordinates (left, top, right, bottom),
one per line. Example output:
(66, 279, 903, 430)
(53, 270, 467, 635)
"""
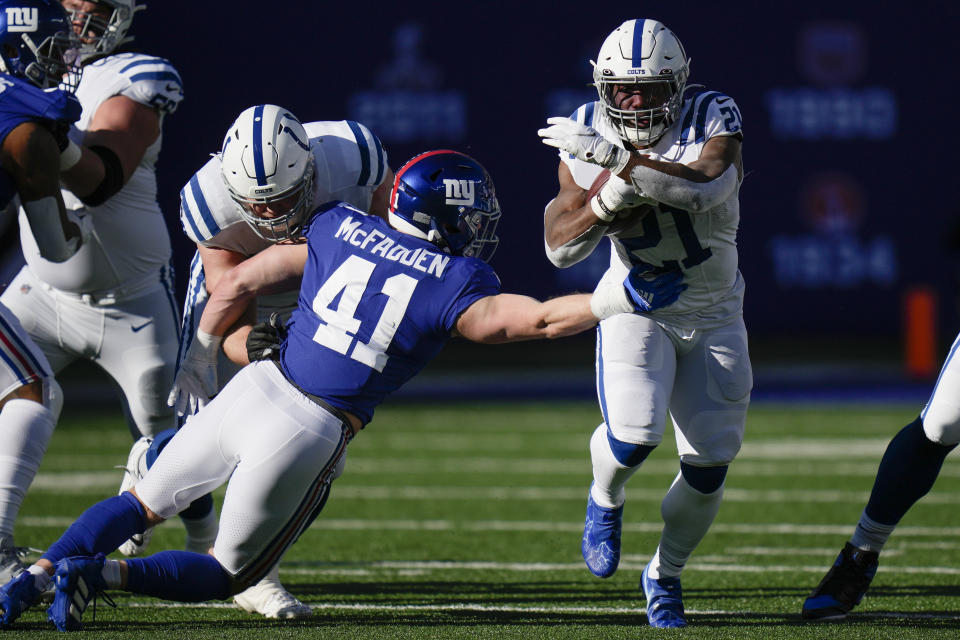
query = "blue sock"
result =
(42, 492, 145, 564)
(864, 417, 956, 525)
(125, 551, 232, 601)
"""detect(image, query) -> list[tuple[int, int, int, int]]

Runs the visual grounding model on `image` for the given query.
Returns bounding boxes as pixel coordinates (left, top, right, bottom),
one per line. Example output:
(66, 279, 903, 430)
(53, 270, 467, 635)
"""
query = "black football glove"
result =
(246, 312, 287, 362)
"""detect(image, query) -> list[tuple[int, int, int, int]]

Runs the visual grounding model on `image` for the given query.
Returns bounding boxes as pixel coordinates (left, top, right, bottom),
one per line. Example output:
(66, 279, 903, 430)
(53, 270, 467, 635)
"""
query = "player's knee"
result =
(680, 461, 727, 494)
(44, 377, 64, 421)
(920, 413, 960, 447)
(606, 426, 656, 467)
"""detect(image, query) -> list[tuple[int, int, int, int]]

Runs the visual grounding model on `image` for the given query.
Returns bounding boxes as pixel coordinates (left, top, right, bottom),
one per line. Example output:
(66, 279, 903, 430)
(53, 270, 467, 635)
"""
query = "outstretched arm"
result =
(455, 293, 598, 343)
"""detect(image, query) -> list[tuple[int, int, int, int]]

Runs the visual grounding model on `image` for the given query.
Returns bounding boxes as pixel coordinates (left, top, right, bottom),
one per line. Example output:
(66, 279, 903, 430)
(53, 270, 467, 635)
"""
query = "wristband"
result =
(589, 194, 616, 223)
(590, 279, 634, 320)
(59, 140, 82, 171)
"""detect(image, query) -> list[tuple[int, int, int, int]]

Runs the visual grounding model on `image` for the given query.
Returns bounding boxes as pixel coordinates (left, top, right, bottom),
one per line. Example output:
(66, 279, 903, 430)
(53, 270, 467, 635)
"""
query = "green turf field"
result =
(7, 401, 960, 638)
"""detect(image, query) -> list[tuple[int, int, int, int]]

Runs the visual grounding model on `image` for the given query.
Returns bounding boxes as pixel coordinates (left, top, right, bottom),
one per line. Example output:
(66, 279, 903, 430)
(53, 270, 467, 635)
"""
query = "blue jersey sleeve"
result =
(438, 261, 501, 333)
(0, 74, 80, 146)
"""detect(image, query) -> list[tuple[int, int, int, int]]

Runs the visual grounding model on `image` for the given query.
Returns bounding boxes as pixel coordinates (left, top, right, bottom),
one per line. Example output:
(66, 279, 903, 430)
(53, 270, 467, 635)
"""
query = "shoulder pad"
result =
(179, 156, 236, 243)
(676, 90, 742, 146)
(112, 54, 184, 114)
(304, 120, 388, 189)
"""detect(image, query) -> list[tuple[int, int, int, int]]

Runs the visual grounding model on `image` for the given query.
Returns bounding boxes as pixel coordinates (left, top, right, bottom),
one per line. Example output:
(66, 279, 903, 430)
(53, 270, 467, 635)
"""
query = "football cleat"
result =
(233, 565, 312, 619)
(641, 562, 687, 628)
(802, 542, 879, 621)
(116, 436, 154, 556)
(47, 554, 112, 631)
(0, 570, 42, 628)
(581, 489, 623, 578)
(0, 546, 25, 585)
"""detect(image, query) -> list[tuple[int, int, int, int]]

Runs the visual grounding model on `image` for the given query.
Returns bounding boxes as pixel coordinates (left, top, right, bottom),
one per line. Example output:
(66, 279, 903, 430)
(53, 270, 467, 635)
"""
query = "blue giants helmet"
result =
(388, 150, 501, 262)
(0, 0, 81, 90)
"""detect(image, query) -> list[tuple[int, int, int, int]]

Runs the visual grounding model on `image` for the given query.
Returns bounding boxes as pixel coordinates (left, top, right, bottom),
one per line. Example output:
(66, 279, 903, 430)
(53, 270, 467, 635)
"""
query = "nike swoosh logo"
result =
(131, 321, 153, 332)
(716, 98, 731, 104)
(166, 83, 179, 92)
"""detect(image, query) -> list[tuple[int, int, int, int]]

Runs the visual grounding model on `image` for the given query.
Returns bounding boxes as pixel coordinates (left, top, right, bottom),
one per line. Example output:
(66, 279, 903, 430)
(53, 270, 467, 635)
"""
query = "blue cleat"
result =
(641, 562, 687, 628)
(802, 542, 879, 621)
(581, 490, 623, 578)
(47, 554, 111, 631)
(0, 570, 43, 628)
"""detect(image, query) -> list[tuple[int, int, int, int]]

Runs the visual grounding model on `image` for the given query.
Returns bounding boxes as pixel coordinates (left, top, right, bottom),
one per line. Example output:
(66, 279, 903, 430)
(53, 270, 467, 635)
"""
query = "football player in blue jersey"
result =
(0, 0, 88, 583)
(802, 342, 960, 620)
(0, 149, 685, 630)
(538, 19, 749, 628)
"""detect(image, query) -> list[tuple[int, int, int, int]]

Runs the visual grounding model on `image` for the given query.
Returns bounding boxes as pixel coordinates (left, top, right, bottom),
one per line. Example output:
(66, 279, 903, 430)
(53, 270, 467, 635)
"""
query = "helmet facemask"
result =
(23, 29, 82, 91)
(65, 0, 140, 62)
(595, 75, 684, 147)
(229, 154, 315, 243)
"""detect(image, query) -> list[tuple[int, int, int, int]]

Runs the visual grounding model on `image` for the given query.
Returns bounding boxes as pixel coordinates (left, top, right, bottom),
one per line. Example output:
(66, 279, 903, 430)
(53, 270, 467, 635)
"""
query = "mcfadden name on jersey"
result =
(562, 88, 745, 327)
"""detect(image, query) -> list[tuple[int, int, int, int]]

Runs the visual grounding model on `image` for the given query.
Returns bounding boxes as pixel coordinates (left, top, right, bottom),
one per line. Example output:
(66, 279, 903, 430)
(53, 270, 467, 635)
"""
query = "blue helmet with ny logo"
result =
(388, 150, 501, 262)
(0, 0, 81, 91)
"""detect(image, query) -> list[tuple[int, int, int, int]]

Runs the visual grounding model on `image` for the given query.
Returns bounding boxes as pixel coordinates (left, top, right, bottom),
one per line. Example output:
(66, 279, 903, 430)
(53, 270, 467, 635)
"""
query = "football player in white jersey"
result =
(802, 339, 960, 620)
(0, 0, 182, 575)
(120, 104, 393, 619)
(538, 19, 750, 628)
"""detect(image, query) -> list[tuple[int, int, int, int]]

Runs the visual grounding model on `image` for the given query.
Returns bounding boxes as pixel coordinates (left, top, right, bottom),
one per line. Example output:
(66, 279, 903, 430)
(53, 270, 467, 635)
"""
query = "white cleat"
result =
(234, 565, 312, 619)
(116, 436, 154, 557)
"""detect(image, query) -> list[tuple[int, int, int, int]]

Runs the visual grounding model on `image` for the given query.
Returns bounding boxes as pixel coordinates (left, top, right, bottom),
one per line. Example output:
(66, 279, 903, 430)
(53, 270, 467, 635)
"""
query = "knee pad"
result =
(680, 461, 727, 494)
(606, 426, 656, 467)
(43, 377, 64, 421)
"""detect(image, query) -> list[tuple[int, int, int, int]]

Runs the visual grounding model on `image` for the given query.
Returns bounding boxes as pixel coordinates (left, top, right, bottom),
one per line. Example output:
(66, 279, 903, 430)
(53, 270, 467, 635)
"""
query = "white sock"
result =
(0, 400, 55, 540)
(27, 564, 51, 590)
(850, 510, 896, 553)
(101, 559, 122, 588)
(183, 509, 219, 554)
(589, 424, 644, 508)
(650, 471, 724, 579)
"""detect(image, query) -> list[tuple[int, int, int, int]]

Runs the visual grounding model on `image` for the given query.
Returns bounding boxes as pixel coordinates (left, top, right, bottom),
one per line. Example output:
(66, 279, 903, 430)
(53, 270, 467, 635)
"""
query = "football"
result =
(585, 170, 654, 236)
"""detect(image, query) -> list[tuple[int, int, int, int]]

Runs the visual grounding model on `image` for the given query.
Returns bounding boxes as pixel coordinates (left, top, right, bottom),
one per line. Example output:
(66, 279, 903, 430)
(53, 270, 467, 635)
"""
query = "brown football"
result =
(585, 170, 654, 236)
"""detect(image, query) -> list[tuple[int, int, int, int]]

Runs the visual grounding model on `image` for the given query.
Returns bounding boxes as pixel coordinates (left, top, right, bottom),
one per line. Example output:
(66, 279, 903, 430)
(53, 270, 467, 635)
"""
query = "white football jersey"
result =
(20, 53, 184, 293)
(562, 89, 745, 328)
(179, 119, 388, 310)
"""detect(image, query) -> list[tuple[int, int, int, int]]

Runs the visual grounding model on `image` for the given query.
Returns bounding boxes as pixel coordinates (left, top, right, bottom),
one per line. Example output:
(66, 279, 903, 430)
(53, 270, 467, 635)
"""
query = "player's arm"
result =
(455, 292, 598, 343)
(369, 165, 394, 219)
(543, 161, 609, 251)
(199, 242, 307, 358)
(1, 121, 81, 262)
(613, 134, 742, 214)
(60, 95, 160, 205)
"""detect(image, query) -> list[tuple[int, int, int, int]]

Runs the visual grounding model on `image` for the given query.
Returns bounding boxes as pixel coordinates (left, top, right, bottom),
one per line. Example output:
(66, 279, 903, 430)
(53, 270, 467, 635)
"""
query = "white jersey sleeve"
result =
(305, 120, 388, 210)
(20, 52, 182, 294)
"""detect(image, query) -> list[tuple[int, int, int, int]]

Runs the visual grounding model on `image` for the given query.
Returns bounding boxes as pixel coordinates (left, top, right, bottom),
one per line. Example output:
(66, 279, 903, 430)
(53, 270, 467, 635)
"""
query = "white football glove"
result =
(538, 117, 632, 173)
(167, 330, 221, 417)
(598, 175, 656, 213)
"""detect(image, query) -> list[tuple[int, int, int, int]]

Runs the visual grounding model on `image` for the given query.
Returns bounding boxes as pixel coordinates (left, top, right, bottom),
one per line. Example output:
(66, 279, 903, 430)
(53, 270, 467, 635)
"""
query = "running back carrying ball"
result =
(586, 169, 655, 236)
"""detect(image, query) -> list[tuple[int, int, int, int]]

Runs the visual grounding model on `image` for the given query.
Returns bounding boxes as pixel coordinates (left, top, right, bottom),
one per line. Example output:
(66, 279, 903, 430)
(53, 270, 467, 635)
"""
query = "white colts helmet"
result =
(66, 0, 144, 62)
(220, 104, 315, 242)
(592, 18, 689, 147)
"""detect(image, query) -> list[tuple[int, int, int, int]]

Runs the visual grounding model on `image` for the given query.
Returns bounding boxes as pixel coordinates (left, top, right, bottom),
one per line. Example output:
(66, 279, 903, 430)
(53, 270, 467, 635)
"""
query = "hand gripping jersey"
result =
(178, 119, 389, 316)
(563, 88, 745, 328)
(19, 52, 184, 293)
(0, 73, 80, 208)
(281, 203, 500, 425)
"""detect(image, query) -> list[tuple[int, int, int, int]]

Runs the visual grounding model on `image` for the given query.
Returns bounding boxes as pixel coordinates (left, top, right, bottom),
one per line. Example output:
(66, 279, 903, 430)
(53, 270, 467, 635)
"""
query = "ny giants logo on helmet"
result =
(443, 179, 475, 206)
(5, 7, 38, 31)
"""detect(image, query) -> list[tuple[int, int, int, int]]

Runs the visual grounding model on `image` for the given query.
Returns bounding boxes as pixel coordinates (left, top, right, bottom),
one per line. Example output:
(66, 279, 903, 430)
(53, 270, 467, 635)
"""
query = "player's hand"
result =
(166, 330, 221, 417)
(246, 312, 287, 362)
(598, 175, 655, 213)
(538, 117, 631, 173)
(623, 266, 687, 312)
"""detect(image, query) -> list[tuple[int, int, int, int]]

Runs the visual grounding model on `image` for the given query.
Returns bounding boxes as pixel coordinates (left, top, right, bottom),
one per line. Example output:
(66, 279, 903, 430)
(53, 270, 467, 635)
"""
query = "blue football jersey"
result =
(280, 203, 501, 424)
(0, 73, 81, 208)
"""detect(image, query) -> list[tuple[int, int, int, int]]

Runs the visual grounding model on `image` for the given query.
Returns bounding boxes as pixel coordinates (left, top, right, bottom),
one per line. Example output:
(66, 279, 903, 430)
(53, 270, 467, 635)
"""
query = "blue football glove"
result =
(624, 266, 687, 313)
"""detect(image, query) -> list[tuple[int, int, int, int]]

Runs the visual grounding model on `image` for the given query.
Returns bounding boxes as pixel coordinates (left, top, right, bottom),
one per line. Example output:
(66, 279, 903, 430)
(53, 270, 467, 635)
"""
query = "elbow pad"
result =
(629, 163, 738, 213)
(79, 145, 125, 207)
(22, 196, 80, 262)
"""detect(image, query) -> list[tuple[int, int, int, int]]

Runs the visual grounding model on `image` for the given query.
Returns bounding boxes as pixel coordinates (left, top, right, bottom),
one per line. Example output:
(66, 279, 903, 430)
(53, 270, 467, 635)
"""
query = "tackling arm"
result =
(543, 162, 608, 266)
(454, 293, 598, 343)
(1, 121, 81, 262)
(60, 95, 160, 205)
